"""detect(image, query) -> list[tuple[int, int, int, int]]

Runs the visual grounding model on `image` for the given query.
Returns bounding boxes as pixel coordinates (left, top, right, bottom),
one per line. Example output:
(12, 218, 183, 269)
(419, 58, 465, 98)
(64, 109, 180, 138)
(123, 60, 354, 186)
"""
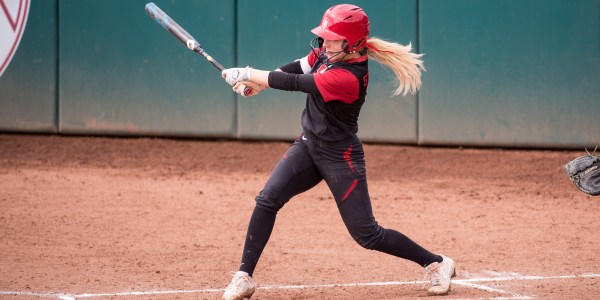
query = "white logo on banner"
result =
(0, 0, 30, 78)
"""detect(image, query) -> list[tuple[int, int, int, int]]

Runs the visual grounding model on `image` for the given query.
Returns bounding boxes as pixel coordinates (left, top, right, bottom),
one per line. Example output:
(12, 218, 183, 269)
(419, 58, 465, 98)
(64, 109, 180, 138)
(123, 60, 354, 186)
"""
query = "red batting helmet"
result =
(311, 4, 370, 53)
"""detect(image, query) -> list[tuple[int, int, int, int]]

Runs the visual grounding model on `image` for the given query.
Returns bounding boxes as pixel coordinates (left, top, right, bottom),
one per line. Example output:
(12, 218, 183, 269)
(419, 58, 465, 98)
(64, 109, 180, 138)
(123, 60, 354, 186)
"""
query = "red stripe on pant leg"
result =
(341, 179, 358, 202)
(343, 145, 355, 172)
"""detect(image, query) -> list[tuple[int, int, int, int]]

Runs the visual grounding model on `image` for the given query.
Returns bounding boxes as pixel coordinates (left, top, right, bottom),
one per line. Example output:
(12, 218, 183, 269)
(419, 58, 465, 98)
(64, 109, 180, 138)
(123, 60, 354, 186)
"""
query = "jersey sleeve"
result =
(313, 68, 360, 103)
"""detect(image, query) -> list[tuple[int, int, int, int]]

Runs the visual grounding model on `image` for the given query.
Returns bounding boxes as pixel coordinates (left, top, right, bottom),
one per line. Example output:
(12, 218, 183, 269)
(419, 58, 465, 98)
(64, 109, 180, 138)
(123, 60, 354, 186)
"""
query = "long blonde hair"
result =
(365, 38, 425, 96)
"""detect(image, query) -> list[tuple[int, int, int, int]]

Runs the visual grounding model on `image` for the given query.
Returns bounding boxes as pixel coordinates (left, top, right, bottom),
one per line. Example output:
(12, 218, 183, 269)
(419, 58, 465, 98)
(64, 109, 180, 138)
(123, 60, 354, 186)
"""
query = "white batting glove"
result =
(221, 67, 252, 86)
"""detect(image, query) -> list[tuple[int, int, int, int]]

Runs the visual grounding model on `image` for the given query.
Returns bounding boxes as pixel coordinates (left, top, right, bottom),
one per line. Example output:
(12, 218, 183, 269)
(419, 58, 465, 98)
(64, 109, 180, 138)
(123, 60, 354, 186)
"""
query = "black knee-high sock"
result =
(376, 229, 443, 267)
(239, 205, 276, 276)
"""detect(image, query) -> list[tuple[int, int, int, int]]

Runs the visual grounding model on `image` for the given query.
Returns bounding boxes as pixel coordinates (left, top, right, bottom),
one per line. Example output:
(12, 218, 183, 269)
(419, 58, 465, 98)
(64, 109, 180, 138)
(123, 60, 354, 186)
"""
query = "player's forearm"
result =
(250, 69, 271, 87)
(267, 72, 319, 94)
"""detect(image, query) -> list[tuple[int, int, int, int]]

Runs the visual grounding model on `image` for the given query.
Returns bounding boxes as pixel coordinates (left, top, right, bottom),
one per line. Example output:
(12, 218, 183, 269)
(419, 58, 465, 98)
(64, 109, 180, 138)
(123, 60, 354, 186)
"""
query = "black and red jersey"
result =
(268, 50, 369, 142)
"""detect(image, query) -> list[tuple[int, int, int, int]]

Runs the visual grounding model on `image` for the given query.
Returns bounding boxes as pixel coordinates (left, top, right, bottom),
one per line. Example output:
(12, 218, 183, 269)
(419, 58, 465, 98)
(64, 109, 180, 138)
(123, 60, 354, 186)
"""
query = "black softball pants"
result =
(238, 134, 442, 276)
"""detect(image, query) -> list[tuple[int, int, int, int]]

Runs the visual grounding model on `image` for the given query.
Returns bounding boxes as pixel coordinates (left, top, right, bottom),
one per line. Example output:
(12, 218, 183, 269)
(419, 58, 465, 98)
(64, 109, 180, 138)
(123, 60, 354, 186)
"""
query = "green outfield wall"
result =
(0, 0, 598, 148)
(419, 0, 600, 148)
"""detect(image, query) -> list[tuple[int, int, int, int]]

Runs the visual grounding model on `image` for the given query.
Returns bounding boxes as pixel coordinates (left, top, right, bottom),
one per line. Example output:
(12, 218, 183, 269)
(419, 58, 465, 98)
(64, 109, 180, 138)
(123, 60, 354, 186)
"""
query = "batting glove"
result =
(222, 67, 252, 86)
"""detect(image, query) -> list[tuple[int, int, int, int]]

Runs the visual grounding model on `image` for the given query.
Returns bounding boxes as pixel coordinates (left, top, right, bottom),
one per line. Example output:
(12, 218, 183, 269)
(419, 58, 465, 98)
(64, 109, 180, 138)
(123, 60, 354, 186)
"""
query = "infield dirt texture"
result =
(1, 134, 599, 299)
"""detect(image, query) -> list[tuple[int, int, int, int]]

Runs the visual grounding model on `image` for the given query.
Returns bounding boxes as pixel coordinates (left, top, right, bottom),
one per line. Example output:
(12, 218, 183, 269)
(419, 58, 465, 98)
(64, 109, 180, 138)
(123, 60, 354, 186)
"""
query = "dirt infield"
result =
(1, 134, 599, 299)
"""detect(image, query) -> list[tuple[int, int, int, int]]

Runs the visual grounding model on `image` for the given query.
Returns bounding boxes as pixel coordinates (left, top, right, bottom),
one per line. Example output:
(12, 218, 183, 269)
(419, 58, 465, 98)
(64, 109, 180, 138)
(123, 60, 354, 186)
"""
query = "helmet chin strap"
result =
(324, 50, 346, 61)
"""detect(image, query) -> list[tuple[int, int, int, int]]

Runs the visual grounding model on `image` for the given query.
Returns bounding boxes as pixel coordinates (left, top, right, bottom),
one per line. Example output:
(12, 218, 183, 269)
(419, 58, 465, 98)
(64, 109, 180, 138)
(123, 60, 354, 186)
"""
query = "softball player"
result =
(220, 4, 455, 299)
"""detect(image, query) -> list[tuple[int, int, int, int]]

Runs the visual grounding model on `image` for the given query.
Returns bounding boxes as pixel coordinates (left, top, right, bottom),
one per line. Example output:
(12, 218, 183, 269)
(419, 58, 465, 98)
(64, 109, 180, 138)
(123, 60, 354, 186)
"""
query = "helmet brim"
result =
(311, 26, 345, 41)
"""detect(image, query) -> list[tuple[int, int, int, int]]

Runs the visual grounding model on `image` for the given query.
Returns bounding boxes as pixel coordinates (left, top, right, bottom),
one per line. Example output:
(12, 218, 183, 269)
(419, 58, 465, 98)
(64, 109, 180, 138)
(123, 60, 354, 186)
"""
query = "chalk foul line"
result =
(1, 272, 598, 299)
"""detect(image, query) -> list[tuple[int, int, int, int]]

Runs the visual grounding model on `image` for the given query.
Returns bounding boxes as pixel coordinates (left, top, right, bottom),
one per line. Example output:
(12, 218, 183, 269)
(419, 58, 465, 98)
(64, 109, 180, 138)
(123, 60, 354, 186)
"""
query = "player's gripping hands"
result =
(222, 67, 265, 97)
(222, 67, 253, 85)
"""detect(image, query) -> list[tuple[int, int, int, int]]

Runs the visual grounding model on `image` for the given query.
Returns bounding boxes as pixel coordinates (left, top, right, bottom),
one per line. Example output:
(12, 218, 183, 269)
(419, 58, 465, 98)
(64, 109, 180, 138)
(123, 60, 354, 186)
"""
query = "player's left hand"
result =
(222, 67, 252, 85)
(233, 81, 266, 97)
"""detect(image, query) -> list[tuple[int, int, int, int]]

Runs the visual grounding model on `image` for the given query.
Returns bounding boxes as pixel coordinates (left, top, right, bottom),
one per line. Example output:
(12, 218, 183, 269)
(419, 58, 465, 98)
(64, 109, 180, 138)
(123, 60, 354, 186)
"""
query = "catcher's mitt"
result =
(563, 147, 600, 196)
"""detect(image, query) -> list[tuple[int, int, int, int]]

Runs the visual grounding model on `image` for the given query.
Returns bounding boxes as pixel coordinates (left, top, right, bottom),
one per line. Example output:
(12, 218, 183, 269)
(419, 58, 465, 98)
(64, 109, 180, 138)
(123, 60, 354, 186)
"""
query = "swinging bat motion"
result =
(144, 2, 250, 95)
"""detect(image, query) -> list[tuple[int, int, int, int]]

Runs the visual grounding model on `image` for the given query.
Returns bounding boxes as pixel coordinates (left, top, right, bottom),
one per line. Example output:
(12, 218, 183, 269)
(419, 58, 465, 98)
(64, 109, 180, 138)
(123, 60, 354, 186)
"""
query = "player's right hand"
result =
(234, 81, 265, 97)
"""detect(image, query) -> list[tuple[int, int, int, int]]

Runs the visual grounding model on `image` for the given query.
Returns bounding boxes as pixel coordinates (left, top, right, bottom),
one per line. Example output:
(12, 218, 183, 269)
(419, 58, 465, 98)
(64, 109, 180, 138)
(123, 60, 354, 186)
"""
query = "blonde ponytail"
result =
(366, 38, 425, 96)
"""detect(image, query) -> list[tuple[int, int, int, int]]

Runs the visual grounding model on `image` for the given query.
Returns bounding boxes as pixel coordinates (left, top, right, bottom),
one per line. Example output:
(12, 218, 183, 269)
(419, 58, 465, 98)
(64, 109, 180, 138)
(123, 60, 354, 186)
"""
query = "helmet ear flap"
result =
(343, 39, 364, 53)
(342, 40, 349, 53)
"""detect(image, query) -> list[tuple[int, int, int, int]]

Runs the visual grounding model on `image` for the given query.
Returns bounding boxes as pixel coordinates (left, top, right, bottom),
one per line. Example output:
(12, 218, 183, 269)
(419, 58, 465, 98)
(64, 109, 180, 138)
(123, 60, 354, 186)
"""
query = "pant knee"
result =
(255, 189, 283, 214)
(351, 226, 385, 250)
